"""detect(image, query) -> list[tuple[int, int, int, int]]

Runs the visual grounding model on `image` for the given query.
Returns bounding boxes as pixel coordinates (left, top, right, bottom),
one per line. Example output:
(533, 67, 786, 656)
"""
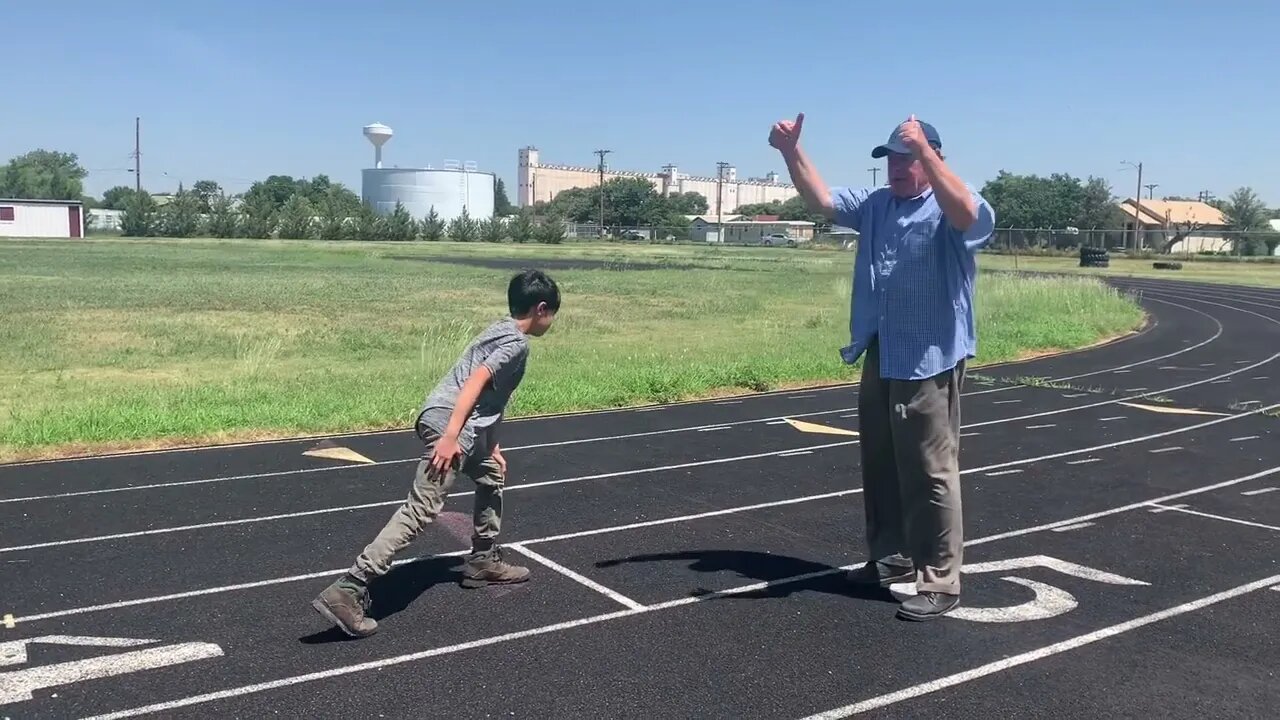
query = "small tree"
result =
(537, 219, 566, 245)
(316, 193, 349, 241)
(420, 207, 445, 241)
(478, 217, 506, 243)
(349, 203, 389, 241)
(384, 202, 419, 241)
(206, 194, 240, 238)
(276, 194, 316, 240)
(119, 191, 158, 237)
(508, 212, 534, 244)
(238, 194, 278, 239)
(158, 189, 203, 238)
(447, 207, 478, 242)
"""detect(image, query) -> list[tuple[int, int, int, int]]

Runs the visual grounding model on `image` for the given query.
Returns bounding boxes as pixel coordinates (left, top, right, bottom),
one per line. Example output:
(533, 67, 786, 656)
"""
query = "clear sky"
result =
(3, 0, 1276, 206)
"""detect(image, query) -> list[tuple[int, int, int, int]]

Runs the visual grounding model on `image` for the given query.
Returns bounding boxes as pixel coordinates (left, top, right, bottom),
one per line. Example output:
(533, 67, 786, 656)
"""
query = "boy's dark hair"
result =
(508, 269, 560, 316)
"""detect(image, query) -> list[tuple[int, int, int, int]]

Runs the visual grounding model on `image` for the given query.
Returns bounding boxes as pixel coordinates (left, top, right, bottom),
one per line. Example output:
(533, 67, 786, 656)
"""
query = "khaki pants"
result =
(858, 339, 966, 595)
(349, 430, 504, 583)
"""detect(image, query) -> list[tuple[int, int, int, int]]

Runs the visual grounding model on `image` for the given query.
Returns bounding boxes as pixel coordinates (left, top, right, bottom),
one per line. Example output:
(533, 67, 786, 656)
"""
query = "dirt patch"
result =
(386, 255, 698, 272)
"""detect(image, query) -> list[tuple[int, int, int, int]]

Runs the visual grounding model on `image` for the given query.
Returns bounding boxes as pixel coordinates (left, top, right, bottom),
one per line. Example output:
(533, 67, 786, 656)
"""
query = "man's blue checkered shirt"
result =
(832, 184, 996, 381)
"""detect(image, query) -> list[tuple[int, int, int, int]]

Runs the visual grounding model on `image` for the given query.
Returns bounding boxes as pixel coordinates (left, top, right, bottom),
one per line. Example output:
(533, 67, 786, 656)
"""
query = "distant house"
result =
(0, 198, 85, 238)
(1116, 198, 1230, 253)
(1271, 219, 1280, 256)
(686, 214, 816, 245)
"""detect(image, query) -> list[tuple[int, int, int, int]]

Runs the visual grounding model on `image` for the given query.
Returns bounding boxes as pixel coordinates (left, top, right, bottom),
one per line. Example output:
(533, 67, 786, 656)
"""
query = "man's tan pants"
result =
(857, 339, 966, 595)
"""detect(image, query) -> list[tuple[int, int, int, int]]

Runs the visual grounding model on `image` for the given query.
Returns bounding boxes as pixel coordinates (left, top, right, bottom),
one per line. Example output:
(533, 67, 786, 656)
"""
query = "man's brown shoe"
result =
(460, 547, 531, 588)
(312, 576, 377, 637)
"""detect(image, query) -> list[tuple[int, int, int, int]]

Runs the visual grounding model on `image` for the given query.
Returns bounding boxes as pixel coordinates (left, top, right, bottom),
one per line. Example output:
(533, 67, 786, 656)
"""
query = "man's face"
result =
(886, 151, 929, 198)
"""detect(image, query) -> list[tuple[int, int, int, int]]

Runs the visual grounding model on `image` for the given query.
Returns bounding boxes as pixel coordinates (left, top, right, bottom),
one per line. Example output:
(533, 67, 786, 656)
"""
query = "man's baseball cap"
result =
(871, 119, 942, 158)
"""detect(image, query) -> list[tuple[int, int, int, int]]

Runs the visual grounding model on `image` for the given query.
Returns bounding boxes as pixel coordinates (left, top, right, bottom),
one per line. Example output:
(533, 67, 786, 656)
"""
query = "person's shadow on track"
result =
(299, 556, 462, 644)
(594, 550, 898, 604)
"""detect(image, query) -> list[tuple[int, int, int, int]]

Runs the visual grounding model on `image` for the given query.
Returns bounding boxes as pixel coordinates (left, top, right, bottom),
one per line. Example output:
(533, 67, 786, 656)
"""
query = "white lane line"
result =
(19, 464, 1280, 630)
(1158, 366, 1180, 370)
(0, 441, 863, 555)
(696, 426, 732, 433)
(1210, 379, 1231, 384)
(1254, 376, 1270, 380)
(779, 451, 814, 457)
(12, 490, 862, 626)
(1147, 503, 1189, 513)
(1112, 369, 1131, 374)
(634, 407, 663, 413)
(1241, 487, 1277, 496)
(840, 414, 858, 419)
(1236, 360, 1253, 365)
(1051, 522, 1095, 532)
(1149, 446, 1183, 454)
(1062, 393, 1087, 398)
(1066, 458, 1101, 465)
(1099, 416, 1126, 421)
(77, 509, 1280, 719)
(12, 402, 1279, 556)
(992, 400, 1022, 405)
(795, 573, 1280, 719)
(967, 466, 1280, 547)
(1025, 424, 1056, 430)
(985, 469, 1023, 477)
(787, 394, 817, 400)
(765, 420, 789, 425)
(1124, 387, 1149, 392)
(1231, 436, 1260, 442)
(960, 432, 981, 438)
(1146, 504, 1280, 532)
(714, 401, 743, 406)
(507, 545, 645, 610)
(1200, 363, 1216, 367)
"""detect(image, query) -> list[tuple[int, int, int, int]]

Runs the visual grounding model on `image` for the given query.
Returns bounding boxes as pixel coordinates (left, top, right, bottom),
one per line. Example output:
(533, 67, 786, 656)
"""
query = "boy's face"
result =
(525, 303, 557, 337)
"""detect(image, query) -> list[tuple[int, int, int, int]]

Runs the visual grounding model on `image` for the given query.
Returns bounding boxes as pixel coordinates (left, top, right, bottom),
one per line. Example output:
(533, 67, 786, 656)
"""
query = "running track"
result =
(1, 276, 1277, 719)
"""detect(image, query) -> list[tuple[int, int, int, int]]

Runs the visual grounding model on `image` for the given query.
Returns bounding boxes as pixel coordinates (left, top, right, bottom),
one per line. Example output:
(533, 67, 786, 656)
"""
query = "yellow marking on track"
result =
(1117, 402, 1229, 417)
(784, 418, 860, 437)
(302, 441, 376, 465)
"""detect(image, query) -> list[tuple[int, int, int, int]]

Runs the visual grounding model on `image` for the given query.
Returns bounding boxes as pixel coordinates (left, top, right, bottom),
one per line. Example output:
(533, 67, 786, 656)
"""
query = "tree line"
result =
(3, 147, 1276, 251)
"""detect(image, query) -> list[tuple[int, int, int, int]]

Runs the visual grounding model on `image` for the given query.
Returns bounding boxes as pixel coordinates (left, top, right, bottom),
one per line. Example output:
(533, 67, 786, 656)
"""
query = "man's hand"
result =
(430, 433, 462, 475)
(898, 114, 932, 158)
(491, 445, 507, 476)
(769, 112, 805, 152)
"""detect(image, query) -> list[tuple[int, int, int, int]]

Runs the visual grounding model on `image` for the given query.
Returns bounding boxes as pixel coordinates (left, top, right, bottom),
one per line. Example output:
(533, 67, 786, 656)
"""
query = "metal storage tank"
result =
(361, 167, 495, 222)
(358, 122, 495, 222)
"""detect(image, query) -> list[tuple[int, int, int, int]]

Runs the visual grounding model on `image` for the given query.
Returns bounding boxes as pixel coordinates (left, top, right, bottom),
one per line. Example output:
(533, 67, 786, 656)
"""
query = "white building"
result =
(686, 214, 816, 245)
(0, 199, 85, 238)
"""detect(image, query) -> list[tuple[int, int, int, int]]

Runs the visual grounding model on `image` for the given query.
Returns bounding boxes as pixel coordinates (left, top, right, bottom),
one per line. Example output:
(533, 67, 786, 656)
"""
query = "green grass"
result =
(0, 238, 1145, 460)
(978, 253, 1280, 288)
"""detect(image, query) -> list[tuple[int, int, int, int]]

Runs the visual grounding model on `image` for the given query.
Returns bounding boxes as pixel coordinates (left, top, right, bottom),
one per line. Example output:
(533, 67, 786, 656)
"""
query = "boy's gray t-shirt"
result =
(416, 317, 529, 456)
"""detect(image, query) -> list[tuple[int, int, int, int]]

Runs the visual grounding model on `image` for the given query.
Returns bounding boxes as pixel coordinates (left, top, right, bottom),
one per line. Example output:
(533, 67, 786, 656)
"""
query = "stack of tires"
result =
(1079, 246, 1110, 268)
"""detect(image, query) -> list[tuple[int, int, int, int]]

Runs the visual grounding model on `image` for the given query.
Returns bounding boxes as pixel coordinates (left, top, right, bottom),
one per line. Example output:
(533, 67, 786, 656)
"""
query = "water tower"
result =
(363, 122, 393, 169)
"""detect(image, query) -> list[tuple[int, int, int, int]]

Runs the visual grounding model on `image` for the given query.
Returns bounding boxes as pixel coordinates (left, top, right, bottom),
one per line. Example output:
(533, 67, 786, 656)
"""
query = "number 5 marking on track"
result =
(889, 555, 1149, 623)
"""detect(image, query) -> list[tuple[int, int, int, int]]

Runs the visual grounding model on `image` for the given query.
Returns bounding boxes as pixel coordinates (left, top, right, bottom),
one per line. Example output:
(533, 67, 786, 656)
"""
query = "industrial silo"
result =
(359, 122, 496, 222)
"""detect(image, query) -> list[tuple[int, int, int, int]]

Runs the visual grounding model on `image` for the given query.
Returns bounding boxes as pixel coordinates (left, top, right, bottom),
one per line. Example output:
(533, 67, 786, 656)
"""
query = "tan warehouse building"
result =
(517, 147, 800, 215)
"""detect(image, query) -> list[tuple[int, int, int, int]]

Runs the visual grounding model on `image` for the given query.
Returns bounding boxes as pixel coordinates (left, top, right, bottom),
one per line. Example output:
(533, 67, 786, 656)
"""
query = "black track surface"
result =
(2, 276, 1278, 720)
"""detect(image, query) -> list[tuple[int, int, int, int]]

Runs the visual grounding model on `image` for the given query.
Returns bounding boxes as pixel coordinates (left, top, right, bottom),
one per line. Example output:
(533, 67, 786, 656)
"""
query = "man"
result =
(769, 112, 995, 621)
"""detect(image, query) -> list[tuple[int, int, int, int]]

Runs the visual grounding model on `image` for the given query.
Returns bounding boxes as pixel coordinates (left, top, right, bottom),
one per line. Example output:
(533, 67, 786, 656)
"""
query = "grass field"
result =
(979, 253, 1280, 288)
(0, 238, 1147, 461)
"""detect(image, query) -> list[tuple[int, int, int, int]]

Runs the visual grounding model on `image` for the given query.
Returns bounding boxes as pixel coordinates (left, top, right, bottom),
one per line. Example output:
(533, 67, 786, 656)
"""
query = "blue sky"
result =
(3, 0, 1276, 206)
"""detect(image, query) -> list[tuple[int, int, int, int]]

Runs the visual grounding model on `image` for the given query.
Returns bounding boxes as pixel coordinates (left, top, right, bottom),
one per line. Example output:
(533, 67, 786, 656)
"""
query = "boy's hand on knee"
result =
(430, 434, 462, 474)
(491, 445, 507, 476)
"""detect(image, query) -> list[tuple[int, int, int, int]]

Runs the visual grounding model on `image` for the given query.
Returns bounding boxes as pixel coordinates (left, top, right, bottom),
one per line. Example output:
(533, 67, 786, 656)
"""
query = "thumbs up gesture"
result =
(769, 112, 805, 152)
(898, 114, 929, 156)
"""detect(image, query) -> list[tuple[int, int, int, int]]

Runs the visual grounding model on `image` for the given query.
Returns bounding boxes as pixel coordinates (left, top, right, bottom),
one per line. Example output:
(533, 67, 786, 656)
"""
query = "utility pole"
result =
(1123, 161, 1143, 251)
(1145, 183, 1158, 199)
(868, 168, 880, 186)
(716, 161, 731, 244)
(132, 117, 141, 192)
(593, 149, 610, 237)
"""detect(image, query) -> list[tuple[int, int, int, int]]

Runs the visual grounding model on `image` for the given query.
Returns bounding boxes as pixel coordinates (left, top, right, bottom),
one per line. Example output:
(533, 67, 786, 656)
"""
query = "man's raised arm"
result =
(769, 112, 834, 220)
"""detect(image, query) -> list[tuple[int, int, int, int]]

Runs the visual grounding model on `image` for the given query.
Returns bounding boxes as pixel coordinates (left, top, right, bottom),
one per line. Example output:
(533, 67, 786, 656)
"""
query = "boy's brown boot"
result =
(312, 575, 377, 637)
(460, 547, 531, 588)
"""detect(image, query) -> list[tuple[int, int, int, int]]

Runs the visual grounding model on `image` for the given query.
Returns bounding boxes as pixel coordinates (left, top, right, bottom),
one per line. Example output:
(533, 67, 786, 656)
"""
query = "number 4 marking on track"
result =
(890, 555, 1149, 623)
(0, 635, 223, 705)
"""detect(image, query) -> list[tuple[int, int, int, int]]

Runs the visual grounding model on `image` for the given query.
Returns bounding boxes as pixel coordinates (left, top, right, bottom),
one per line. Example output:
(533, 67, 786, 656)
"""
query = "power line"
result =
(131, 117, 141, 192)
(868, 168, 880, 186)
(1144, 183, 1158, 199)
(716, 161, 731, 244)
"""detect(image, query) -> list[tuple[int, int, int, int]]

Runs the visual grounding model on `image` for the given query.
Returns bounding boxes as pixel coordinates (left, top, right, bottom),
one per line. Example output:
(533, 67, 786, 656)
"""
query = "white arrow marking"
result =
(961, 556, 1148, 586)
(0, 637, 223, 705)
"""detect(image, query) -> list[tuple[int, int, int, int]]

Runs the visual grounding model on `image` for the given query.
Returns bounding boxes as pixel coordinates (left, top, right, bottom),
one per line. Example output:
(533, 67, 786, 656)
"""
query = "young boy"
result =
(312, 269, 560, 638)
